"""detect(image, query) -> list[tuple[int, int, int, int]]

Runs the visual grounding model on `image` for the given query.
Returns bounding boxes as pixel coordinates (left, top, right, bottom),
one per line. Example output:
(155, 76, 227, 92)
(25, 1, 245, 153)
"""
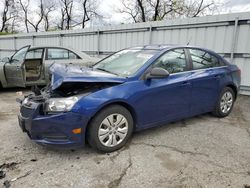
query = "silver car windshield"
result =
(93, 49, 157, 77)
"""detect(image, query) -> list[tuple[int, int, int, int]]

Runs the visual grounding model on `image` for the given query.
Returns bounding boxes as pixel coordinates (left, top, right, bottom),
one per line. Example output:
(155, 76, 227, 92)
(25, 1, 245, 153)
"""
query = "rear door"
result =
(43, 48, 82, 82)
(45, 47, 82, 65)
(4, 45, 30, 87)
(187, 48, 223, 114)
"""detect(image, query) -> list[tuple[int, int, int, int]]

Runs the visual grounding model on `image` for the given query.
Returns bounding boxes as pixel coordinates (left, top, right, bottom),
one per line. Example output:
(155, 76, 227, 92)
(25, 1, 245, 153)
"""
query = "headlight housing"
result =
(45, 96, 79, 113)
(22, 97, 29, 105)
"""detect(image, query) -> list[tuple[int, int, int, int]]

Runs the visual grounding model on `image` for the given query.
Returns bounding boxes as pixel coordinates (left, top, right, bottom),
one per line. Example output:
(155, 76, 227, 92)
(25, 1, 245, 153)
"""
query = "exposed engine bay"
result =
(23, 82, 119, 103)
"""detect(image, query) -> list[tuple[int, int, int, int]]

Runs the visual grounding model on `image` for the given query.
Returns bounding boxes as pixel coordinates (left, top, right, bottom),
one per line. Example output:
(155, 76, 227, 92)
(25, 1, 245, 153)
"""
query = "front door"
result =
(4, 45, 30, 87)
(134, 48, 192, 128)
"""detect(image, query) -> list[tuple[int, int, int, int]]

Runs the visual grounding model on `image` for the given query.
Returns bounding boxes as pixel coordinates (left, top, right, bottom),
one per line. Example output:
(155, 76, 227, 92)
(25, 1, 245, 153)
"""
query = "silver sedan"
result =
(0, 45, 99, 88)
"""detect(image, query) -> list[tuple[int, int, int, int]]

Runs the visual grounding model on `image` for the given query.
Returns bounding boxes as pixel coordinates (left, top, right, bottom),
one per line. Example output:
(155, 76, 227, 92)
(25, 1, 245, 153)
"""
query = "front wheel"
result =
(213, 87, 235, 117)
(87, 105, 134, 152)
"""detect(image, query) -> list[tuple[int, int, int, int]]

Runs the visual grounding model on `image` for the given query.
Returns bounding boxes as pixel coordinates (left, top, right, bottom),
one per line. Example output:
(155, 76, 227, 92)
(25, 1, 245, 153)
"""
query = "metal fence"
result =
(0, 12, 250, 94)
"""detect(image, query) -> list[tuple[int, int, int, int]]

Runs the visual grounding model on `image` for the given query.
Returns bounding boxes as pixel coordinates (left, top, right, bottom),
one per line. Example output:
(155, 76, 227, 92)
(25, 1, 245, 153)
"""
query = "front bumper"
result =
(18, 101, 88, 148)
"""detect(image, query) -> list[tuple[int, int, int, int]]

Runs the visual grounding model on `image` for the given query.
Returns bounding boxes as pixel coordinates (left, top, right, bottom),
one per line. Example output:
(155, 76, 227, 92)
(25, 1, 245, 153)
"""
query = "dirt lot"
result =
(0, 88, 250, 188)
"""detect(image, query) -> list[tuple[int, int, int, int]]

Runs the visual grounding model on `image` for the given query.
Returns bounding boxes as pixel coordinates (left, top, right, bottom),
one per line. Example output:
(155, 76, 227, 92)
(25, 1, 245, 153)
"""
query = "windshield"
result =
(11, 46, 29, 62)
(93, 49, 157, 77)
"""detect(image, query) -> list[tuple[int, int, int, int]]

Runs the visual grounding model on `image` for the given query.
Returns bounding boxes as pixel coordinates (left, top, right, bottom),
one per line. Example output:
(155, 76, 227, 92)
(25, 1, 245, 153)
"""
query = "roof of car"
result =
(30, 45, 79, 51)
(128, 44, 224, 60)
(129, 44, 208, 51)
(129, 44, 181, 50)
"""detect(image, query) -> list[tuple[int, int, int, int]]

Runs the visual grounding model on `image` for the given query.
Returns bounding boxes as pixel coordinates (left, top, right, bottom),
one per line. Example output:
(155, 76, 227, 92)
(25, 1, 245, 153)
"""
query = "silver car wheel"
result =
(98, 113, 128, 147)
(220, 91, 233, 113)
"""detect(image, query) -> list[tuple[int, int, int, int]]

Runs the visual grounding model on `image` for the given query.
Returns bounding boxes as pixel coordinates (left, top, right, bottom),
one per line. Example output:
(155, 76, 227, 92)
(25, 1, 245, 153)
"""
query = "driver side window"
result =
(11, 46, 30, 62)
(153, 49, 187, 74)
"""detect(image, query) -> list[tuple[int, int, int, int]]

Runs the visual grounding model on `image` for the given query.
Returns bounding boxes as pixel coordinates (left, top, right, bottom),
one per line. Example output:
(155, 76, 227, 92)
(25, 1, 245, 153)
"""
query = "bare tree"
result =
(137, 0, 146, 22)
(0, 0, 17, 32)
(151, 0, 160, 21)
(118, 0, 140, 22)
(59, 0, 74, 30)
(118, 0, 148, 22)
(9, 16, 18, 33)
(186, 0, 215, 17)
(81, 0, 90, 28)
(57, 0, 102, 29)
(18, 0, 56, 32)
(42, 0, 56, 31)
(27, 0, 44, 32)
(78, 0, 102, 28)
(58, 7, 66, 30)
(118, 0, 216, 23)
(17, 0, 30, 32)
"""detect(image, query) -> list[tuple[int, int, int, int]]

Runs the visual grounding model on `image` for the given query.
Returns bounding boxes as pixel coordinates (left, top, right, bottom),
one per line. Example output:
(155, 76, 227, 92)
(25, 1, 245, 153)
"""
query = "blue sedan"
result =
(18, 45, 241, 152)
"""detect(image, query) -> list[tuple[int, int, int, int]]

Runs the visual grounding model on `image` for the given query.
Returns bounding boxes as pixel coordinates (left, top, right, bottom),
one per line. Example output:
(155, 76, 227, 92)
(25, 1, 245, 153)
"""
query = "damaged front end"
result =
(21, 81, 119, 114)
(17, 63, 125, 147)
(20, 63, 126, 113)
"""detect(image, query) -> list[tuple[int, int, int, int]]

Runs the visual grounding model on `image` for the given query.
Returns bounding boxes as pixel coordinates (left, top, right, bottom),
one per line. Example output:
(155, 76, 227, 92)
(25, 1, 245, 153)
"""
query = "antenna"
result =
(187, 37, 192, 46)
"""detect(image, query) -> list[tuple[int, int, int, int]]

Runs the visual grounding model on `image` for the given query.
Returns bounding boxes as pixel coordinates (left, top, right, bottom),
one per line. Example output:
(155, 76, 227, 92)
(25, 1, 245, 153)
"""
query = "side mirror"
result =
(145, 67, 169, 79)
(2, 57, 10, 63)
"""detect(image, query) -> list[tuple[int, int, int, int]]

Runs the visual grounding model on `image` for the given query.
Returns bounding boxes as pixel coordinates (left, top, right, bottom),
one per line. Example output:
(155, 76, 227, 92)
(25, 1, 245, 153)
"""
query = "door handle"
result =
(180, 81, 191, 86)
(214, 75, 221, 79)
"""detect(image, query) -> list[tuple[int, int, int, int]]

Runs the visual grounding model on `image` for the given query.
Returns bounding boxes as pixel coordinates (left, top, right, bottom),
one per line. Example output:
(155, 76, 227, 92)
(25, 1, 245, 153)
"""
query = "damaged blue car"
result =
(18, 45, 241, 152)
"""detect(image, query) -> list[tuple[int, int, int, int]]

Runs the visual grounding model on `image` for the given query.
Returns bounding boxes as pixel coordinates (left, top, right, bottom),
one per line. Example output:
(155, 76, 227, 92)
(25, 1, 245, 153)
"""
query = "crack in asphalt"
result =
(108, 153, 132, 188)
(132, 142, 210, 157)
(108, 151, 121, 163)
(108, 141, 132, 163)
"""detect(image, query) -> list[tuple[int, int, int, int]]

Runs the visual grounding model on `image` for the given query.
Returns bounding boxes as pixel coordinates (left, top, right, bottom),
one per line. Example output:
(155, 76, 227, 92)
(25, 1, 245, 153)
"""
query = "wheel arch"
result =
(85, 100, 138, 140)
(225, 83, 238, 100)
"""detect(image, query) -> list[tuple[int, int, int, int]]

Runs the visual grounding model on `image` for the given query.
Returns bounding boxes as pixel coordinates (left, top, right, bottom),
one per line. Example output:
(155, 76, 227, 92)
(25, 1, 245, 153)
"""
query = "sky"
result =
(98, 0, 250, 24)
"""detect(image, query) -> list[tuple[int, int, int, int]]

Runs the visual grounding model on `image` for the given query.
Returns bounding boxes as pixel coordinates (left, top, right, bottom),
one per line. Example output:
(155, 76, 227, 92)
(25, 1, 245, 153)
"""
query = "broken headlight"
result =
(44, 96, 79, 112)
(22, 97, 29, 105)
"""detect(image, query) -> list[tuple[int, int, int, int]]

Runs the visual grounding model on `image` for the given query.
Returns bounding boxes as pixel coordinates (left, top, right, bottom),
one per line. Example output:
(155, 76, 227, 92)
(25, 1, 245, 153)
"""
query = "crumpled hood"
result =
(49, 64, 126, 90)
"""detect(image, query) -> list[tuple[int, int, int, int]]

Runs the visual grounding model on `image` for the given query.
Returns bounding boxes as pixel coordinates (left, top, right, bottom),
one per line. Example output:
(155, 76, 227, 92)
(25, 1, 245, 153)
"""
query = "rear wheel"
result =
(87, 105, 134, 152)
(213, 87, 235, 117)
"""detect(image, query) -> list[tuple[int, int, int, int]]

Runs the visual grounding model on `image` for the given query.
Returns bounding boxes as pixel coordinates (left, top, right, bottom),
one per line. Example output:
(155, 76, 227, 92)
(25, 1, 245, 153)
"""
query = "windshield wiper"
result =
(95, 67, 119, 76)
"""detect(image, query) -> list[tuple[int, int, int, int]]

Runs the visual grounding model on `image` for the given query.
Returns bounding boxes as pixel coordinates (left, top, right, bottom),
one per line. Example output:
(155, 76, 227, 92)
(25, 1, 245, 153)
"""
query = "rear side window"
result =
(190, 49, 221, 70)
(153, 49, 187, 74)
(26, 49, 44, 59)
(47, 48, 79, 60)
(69, 51, 78, 59)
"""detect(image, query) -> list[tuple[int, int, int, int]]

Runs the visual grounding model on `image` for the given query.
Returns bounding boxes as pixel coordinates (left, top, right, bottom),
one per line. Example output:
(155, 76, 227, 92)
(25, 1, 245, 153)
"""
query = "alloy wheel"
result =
(220, 91, 233, 113)
(98, 113, 128, 147)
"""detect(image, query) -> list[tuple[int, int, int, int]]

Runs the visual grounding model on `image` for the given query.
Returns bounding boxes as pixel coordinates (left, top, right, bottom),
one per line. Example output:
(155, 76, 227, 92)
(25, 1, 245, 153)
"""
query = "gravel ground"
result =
(0, 88, 250, 188)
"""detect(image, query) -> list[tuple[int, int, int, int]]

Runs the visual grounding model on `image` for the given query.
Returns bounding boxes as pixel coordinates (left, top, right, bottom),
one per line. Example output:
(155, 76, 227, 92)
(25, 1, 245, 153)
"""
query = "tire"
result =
(87, 105, 134, 152)
(213, 87, 235, 117)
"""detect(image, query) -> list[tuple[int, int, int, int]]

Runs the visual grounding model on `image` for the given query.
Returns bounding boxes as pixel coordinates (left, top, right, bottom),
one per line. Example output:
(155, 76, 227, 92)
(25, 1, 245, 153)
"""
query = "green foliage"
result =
(0, 32, 17, 36)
